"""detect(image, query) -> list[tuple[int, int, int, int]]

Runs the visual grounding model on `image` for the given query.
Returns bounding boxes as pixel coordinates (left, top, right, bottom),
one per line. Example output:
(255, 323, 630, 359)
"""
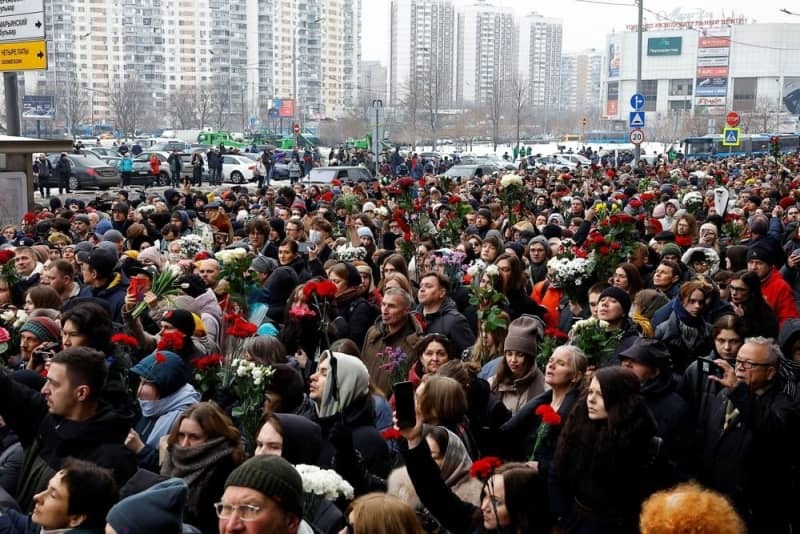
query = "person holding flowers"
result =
(124, 350, 201, 471)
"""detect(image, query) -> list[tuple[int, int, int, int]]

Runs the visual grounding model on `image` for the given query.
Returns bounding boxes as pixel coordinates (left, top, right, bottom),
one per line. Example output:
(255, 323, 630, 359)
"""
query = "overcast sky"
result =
(361, 0, 798, 63)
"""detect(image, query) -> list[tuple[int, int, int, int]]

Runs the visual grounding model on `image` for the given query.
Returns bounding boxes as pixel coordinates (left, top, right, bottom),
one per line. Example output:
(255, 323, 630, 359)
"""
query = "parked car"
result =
(46, 153, 120, 190)
(84, 147, 119, 159)
(442, 163, 500, 180)
(221, 154, 257, 184)
(307, 166, 374, 185)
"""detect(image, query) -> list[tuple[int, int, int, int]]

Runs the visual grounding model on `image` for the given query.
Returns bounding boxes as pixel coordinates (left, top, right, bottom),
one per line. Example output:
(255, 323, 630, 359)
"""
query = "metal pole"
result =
(292, 25, 297, 142)
(4, 73, 20, 136)
(634, 0, 643, 167)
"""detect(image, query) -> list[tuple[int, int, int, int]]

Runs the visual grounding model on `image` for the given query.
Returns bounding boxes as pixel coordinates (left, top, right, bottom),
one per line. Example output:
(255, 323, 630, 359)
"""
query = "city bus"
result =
(682, 133, 800, 159)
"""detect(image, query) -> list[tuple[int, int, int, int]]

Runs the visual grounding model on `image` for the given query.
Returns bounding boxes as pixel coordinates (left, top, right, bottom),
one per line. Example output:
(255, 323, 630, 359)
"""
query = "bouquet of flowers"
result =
(216, 247, 253, 312)
(531, 404, 562, 460)
(222, 358, 274, 452)
(435, 249, 466, 294)
(547, 256, 593, 304)
(499, 173, 527, 226)
(466, 264, 509, 335)
(0, 308, 27, 359)
(378, 346, 410, 384)
(681, 191, 704, 217)
(569, 317, 622, 367)
(0, 250, 19, 286)
(436, 195, 473, 248)
(191, 353, 224, 398)
(334, 245, 367, 262)
(303, 280, 338, 352)
(0, 327, 9, 360)
(131, 268, 181, 319)
(581, 203, 639, 281)
(722, 212, 745, 242)
(295, 464, 354, 526)
(179, 234, 204, 259)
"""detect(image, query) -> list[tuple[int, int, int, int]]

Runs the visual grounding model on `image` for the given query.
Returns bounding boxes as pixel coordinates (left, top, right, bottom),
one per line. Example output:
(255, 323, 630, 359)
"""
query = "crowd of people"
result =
(1, 146, 800, 533)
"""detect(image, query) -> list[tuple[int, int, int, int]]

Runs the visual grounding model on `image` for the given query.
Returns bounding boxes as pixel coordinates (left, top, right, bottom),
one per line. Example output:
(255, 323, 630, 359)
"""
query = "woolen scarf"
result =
(161, 436, 237, 517)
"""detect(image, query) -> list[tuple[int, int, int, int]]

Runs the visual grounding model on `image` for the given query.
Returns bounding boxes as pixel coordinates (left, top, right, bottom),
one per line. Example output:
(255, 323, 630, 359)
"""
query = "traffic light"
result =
(582, 117, 587, 128)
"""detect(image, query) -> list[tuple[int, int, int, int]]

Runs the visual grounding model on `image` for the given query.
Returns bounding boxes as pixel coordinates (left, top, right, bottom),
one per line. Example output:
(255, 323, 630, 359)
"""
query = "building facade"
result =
(602, 20, 800, 133)
(560, 49, 602, 114)
(518, 12, 563, 111)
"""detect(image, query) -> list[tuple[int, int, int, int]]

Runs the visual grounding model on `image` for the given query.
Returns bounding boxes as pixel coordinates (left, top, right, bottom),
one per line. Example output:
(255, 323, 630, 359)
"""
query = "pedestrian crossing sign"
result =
(722, 127, 740, 146)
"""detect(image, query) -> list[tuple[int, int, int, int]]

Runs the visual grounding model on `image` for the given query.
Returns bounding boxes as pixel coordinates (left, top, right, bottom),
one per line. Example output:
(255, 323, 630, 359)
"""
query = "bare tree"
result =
(208, 79, 229, 130)
(110, 78, 146, 140)
(168, 87, 199, 129)
(742, 96, 778, 133)
(509, 76, 528, 155)
(487, 72, 504, 152)
(196, 86, 213, 130)
(58, 82, 89, 136)
(397, 79, 421, 150)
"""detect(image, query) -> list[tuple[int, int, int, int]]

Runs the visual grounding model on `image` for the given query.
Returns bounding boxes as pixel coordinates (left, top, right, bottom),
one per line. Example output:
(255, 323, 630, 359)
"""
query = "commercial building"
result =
(602, 19, 800, 132)
(518, 12, 563, 111)
(561, 49, 603, 115)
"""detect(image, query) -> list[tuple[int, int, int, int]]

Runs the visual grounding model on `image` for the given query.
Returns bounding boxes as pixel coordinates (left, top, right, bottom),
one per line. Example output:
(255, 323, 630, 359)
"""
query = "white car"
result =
(221, 154, 257, 184)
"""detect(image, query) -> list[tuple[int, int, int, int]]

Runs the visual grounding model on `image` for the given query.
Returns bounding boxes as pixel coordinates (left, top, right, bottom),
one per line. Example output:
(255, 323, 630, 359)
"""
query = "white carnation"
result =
(485, 264, 499, 277)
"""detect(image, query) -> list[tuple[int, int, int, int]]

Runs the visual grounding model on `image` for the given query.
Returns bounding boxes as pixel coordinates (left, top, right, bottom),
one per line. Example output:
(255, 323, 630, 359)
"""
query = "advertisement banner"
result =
(694, 105, 727, 115)
(697, 47, 730, 57)
(608, 40, 621, 78)
(695, 96, 726, 106)
(22, 95, 54, 119)
(277, 98, 295, 118)
(697, 56, 729, 67)
(606, 99, 618, 116)
(783, 78, 800, 114)
(647, 37, 682, 56)
(698, 37, 730, 48)
(697, 66, 729, 77)
(696, 85, 728, 97)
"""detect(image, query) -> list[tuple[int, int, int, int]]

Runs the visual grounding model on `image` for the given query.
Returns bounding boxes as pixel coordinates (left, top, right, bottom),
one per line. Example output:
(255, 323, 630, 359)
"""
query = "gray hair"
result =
(554, 344, 589, 382)
(383, 287, 414, 309)
(744, 336, 782, 365)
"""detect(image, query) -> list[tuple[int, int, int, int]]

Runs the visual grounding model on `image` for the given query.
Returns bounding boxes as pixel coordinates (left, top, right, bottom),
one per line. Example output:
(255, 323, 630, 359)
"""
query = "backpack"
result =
(37, 160, 51, 178)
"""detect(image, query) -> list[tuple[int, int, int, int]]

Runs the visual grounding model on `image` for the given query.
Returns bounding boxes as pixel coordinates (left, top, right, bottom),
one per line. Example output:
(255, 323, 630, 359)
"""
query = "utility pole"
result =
(372, 99, 382, 177)
(634, 0, 643, 167)
(4, 73, 20, 135)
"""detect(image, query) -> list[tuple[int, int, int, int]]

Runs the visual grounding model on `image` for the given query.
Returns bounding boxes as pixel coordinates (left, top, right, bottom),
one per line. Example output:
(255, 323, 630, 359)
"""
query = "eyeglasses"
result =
(735, 359, 774, 370)
(214, 503, 263, 521)
(729, 285, 749, 293)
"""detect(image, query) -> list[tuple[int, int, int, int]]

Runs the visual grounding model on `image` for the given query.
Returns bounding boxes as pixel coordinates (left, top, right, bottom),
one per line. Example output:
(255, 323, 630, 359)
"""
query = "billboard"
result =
(22, 95, 54, 119)
(647, 37, 682, 56)
(696, 77, 728, 97)
(268, 98, 296, 118)
(608, 40, 621, 78)
(783, 78, 800, 115)
(695, 27, 730, 112)
(697, 66, 729, 78)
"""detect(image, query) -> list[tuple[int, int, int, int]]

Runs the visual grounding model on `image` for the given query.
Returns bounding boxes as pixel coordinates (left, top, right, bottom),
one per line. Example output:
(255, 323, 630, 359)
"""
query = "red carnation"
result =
(302, 281, 318, 300)
(22, 212, 37, 225)
(192, 353, 223, 370)
(158, 331, 186, 351)
(226, 316, 258, 338)
(610, 242, 621, 250)
(449, 195, 461, 205)
(535, 404, 562, 426)
(110, 333, 138, 347)
(314, 280, 338, 299)
(380, 428, 403, 441)
(598, 245, 610, 255)
(194, 251, 211, 262)
(0, 249, 15, 265)
(470, 456, 503, 481)
(403, 231, 412, 241)
(629, 198, 642, 209)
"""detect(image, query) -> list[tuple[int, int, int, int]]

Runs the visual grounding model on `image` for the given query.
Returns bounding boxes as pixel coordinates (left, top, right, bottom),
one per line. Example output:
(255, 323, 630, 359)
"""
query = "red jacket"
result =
(761, 267, 799, 328)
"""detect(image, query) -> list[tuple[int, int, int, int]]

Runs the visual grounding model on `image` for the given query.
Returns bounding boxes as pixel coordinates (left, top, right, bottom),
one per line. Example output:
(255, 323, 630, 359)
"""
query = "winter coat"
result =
(761, 267, 799, 328)
(333, 291, 378, 348)
(698, 380, 800, 531)
(90, 273, 128, 324)
(640, 372, 692, 472)
(192, 289, 223, 346)
(0, 370, 136, 512)
(654, 300, 712, 373)
(133, 384, 201, 471)
(0, 428, 22, 495)
(264, 265, 299, 324)
(488, 365, 546, 415)
(416, 298, 476, 357)
(361, 315, 424, 397)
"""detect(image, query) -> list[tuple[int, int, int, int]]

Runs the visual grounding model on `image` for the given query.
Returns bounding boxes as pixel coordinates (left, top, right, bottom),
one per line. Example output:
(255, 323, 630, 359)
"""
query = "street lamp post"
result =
(634, 0, 643, 167)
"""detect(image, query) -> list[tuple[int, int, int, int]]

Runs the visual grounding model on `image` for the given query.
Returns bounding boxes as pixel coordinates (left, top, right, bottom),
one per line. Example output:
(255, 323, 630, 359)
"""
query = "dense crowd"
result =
(1, 147, 800, 533)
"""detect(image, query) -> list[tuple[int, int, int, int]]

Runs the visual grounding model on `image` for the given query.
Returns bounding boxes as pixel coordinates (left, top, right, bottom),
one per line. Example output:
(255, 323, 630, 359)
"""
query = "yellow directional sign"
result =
(0, 39, 46, 72)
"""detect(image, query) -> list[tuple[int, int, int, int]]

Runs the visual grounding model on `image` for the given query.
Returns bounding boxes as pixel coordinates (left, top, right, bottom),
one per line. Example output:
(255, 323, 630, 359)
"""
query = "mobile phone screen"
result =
(393, 381, 416, 429)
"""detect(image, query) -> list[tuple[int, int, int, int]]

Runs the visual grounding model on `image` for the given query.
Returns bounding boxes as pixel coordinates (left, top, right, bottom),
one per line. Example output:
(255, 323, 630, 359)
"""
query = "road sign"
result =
(292, 123, 300, 134)
(630, 93, 645, 110)
(0, 12, 45, 41)
(629, 129, 645, 145)
(629, 111, 645, 128)
(726, 111, 740, 127)
(722, 127, 740, 146)
(0, 39, 46, 72)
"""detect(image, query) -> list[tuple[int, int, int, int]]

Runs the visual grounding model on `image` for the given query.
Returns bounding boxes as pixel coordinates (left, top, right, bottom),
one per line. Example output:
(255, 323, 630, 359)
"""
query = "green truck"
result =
(197, 131, 248, 150)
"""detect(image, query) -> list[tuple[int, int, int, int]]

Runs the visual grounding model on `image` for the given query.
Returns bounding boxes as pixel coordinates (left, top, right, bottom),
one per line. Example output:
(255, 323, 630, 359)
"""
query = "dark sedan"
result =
(46, 153, 120, 190)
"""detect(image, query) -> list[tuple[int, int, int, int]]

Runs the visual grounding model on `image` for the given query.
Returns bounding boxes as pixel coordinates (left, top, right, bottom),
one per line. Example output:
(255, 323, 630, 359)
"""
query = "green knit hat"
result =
(224, 456, 303, 517)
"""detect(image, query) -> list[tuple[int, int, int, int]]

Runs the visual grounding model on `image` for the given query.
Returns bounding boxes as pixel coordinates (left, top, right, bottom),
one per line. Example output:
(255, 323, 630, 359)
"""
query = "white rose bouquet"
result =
(334, 245, 367, 262)
(295, 464, 354, 526)
(547, 256, 592, 303)
(223, 358, 274, 452)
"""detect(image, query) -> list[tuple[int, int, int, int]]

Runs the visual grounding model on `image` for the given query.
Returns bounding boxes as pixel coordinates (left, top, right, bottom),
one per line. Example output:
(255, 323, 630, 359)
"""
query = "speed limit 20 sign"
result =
(629, 129, 645, 145)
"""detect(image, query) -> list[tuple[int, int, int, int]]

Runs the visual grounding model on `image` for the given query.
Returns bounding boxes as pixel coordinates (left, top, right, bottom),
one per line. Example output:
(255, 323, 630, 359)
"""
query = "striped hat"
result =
(19, 317, 61, 343)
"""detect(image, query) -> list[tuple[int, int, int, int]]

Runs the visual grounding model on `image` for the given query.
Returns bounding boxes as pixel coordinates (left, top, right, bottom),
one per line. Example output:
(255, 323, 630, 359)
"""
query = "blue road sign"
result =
(630, 93, 646, 110)
(722, 127, 740, 146)
(629, 111, 645, 128)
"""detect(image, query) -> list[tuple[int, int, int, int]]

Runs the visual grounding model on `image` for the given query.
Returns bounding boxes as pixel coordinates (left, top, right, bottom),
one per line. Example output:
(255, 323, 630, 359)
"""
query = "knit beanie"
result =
(503, 315, 544, 356)
(19, 317, 61, 344)
(660, 243, 682, 259)
(356, 226, 374, 241)
(130, 351, 188, 397)
(224, 456, 303, 518)
(106, 477, 188, 534)
(138, 246, 165, 271)
(161, 309, 196, 337)
(599, 286, 632, 316)
(251, 255, 278, 274)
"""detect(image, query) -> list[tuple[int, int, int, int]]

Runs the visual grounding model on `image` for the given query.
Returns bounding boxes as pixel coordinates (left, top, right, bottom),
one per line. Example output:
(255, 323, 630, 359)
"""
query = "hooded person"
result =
(309, 351, 390, 478)
(126, 351, 202, 471)
(106, 477, 191, 534)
